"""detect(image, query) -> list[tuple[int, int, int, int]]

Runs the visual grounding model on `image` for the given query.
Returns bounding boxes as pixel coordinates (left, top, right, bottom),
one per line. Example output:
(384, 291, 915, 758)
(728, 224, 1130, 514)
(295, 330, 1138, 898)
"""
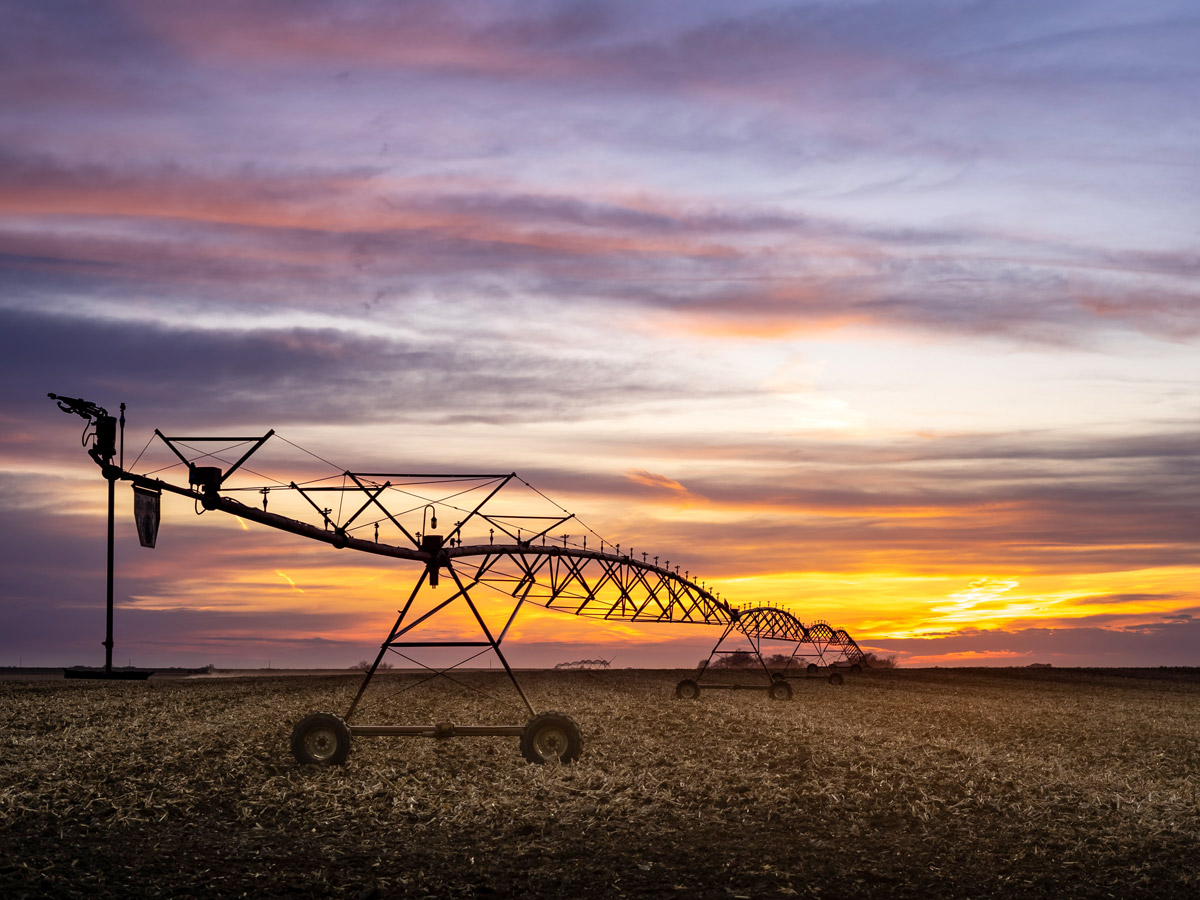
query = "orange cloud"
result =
(275, 570, 304, 592)
(625, 468, 694, 495)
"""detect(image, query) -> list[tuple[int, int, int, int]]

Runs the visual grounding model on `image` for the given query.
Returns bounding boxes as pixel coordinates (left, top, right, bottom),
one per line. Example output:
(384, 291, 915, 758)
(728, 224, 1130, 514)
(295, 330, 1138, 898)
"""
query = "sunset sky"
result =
(2, 0, 1198, 670)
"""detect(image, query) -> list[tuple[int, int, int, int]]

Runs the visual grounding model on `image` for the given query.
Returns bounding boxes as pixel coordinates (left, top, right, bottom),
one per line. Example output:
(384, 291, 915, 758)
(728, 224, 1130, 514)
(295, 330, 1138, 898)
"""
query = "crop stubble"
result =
(1, 667, 1198, 898)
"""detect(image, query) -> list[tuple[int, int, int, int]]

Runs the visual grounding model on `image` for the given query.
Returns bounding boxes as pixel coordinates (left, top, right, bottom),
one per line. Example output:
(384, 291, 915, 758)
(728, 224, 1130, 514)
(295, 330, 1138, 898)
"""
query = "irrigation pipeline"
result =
(50, 394, 869, 763)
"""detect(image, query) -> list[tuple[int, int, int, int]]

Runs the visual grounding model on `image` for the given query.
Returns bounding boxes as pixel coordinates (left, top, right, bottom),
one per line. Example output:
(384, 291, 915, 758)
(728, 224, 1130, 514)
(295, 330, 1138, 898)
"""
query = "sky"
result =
(1, 0, 1198, 670)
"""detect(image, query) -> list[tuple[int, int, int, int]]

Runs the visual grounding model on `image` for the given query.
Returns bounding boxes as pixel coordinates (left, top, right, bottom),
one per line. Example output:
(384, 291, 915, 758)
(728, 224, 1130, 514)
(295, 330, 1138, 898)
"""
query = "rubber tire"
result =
(291, 712, 352, 766)
(520, 711, 583, 764)
(675, 679, 701, 700)
(829, 673, 844, 686)
(806, 663, 819, 675)
(768, 680, 793, 701)
(850, 663, 863, 675)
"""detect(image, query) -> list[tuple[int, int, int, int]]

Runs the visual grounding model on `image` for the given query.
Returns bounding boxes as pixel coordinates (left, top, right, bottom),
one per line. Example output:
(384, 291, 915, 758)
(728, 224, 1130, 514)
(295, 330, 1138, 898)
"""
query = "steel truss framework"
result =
(674, 607, 868, 702)
(51, 396, 869, 764)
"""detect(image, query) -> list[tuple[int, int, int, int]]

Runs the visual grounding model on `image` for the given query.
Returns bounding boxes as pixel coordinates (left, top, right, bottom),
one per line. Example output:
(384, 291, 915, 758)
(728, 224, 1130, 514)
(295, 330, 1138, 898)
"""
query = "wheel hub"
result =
(304, 727, 337, 760)
(532, 726, 566, 758)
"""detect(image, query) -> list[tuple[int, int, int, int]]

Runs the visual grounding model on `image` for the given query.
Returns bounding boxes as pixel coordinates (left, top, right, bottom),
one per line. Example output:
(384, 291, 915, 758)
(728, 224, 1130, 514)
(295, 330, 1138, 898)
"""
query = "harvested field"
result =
(2, 667, 1198, 899)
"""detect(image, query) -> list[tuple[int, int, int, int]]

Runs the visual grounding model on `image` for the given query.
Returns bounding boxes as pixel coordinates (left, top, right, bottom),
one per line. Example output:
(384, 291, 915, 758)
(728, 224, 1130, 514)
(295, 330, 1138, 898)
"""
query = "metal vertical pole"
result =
(104, 472, 115, 673)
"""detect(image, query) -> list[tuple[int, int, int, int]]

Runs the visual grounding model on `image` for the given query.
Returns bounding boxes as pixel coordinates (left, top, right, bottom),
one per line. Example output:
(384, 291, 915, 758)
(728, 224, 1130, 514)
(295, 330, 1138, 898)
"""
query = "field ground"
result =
(2, 667, 1198, 899)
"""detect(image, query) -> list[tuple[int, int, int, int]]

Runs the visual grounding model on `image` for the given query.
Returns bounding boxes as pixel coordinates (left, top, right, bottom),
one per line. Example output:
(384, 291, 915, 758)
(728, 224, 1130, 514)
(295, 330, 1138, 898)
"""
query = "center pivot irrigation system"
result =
(50, 395, 868, 766)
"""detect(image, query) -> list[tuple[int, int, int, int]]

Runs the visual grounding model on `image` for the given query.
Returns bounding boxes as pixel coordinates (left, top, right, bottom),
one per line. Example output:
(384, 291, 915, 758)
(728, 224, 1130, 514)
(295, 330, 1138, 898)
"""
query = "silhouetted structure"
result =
(49, 394, 152, 680)
(675, 610, 868, 701)
(50, 396, 871, 761)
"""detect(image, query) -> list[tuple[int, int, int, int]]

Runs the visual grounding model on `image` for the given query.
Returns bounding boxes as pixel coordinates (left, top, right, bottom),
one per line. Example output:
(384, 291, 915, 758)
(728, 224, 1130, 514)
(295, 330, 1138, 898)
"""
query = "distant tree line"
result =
(351, 660, 394, 671)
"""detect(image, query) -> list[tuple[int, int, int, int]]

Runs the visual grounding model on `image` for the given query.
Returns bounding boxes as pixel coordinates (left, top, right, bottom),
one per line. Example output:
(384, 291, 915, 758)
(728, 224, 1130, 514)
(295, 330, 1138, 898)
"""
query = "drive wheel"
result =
(850, 663, 863, 674)
(829, 673, 845, 686)
(806, 663, 819, 675)
(291, 712, 351, 766)
(521, 711, 583, 764)
(768, 680, 793, 701)
(675, 679, 701, 700)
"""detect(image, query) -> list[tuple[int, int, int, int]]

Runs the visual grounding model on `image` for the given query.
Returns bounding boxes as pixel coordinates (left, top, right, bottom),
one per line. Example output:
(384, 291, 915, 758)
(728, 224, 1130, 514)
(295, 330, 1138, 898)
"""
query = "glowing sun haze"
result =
(2, 0, 1198, 668)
